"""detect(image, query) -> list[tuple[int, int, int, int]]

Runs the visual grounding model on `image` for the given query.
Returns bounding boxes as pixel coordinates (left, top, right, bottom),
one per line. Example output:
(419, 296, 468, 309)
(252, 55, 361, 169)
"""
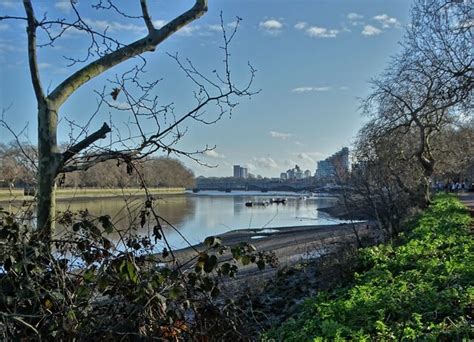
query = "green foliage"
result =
(265, 195, 473, 341)
(0, 200, 276, 340)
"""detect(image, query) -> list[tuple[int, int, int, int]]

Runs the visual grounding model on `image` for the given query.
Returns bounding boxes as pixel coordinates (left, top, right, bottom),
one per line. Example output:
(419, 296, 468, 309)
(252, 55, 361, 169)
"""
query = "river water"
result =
(54, 191, 344, 250)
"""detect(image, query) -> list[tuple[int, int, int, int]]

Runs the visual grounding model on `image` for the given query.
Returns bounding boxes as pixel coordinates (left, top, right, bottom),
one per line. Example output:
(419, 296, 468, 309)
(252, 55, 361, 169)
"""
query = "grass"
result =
(265, 194, 473, 341)
(0, 187, 186, 201)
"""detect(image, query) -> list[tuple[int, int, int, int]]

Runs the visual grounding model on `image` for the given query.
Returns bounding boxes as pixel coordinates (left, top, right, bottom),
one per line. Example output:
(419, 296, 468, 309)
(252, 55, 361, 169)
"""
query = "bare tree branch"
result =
(23, 0, 45, 103)
(48, 0, 208, 107)
(62, 122, 111, 163)
(140, 0, 155, 33)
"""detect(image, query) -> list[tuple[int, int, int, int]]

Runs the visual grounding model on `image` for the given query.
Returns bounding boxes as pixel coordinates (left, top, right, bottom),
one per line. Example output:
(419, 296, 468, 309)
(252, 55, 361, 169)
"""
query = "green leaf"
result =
(126, 261, 138, 284)
(83, 268, 96, 283)
(204, 255, 218, 273)
(204, 236, 222, 248)
(98, 215, 113, 233)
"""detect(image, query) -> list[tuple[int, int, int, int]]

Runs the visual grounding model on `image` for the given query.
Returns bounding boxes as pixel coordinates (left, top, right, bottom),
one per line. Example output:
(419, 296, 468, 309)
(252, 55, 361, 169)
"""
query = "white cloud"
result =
(294, 21, 307, 30)
(176, 25, 200, 36)
(108, 100, 131, 110)
(362, 25, 382, 36)
(347, 13, 364, 21)
(204, 150, 226, 159)
(260, 19, 283, 30)
(208, 24, 221, 32)
(227, 20, 239, 28)
(83, 18, 145, 33)
(55, 1, 72, 13)
(291, 86, 331, 93)
(152, 20, 167, 28)
(373, 14, 400, 28)
(305, 26, 339, 38)
(259, 19, 283, 35)
(81, 18, 199, 36)
(207, 21, 239, 33)
(252, 157, 279, 170)
(270, 131, 293, 140)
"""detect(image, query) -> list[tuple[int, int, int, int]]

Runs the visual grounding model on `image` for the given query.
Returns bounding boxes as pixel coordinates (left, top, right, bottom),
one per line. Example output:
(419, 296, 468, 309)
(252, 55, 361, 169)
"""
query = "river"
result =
(51, 191, 346, 251)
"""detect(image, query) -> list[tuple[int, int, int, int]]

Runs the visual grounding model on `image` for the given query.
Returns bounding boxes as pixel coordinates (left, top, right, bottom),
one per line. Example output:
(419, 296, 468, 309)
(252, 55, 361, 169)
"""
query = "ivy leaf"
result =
(204, 236, 222, 248)
(204, 255, 218, 273)
(98, 215, 113, 233)
(126, 261, 138, 284)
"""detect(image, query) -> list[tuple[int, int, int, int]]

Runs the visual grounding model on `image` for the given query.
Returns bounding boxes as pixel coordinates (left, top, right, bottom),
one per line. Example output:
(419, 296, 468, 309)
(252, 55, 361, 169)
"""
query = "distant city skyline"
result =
(0, 0, 412, 178)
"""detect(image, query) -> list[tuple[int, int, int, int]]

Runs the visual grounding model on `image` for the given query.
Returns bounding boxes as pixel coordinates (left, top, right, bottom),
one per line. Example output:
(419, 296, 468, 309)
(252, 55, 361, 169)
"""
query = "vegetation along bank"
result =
(265, 195, 473, 340)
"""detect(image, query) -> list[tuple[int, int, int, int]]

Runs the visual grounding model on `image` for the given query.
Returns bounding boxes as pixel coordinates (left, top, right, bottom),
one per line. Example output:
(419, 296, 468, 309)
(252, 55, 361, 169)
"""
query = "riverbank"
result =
(0, 187, 186, 203)
(265, 195, 473, 340)
(173, 221, 379, 284)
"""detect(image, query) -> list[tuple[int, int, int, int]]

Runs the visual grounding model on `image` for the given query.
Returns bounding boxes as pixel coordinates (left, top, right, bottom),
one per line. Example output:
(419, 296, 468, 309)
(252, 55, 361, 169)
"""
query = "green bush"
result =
(0, 200, 277, 340)
(266, 195, 473, 341)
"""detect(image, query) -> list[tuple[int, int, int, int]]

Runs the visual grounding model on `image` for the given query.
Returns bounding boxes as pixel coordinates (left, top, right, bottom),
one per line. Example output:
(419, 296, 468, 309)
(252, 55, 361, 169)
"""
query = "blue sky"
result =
(0, 0, 412, 177)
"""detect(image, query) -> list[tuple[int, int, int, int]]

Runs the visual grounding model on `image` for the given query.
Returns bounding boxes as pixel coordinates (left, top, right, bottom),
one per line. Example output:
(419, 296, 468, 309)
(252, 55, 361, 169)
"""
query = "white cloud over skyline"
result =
(373, 14, 400, 28)
(305, 26, 339, 38)
(362, 25, 382, 36)
(294, 21, 307, 30)
(259, 19, 283, 35)
(252, 157, 279, 170)
(347, 13, 364, 21)
(204, 150, 226, 159)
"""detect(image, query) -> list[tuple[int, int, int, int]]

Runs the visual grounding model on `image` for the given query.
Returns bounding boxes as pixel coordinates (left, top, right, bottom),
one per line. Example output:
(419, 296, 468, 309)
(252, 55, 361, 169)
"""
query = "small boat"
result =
(245, 201, 269, 207)
(192, 188, 200, 193)
(270, 198, 287, 204)
(225, 188, 231, 193)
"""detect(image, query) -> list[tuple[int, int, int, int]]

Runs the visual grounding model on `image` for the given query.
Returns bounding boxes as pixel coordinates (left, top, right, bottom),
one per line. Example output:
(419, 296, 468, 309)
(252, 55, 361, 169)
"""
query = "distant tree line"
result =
(0, 143, 195, 189)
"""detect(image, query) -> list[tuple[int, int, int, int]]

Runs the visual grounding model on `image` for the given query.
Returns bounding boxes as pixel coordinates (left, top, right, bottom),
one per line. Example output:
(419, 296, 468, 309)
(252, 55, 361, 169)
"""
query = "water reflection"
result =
(55, 195, 195, 245)
(16, 192, 343, 250)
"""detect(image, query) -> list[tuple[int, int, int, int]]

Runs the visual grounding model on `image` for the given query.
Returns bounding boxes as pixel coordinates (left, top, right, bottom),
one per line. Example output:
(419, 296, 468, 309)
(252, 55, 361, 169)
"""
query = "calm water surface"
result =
(56, 191, 344, 250)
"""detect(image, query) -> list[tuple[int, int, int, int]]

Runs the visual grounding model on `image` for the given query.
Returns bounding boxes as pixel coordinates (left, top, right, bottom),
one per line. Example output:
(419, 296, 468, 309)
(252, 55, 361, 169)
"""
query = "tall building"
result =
(233, 165, 248, 179)
(233, 165, 241, 178)
(315, 147, 350, 181)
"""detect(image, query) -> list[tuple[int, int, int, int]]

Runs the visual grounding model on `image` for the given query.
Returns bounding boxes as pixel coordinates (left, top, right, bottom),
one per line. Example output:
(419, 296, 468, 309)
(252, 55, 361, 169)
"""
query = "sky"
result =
(0, 0, 413, 178)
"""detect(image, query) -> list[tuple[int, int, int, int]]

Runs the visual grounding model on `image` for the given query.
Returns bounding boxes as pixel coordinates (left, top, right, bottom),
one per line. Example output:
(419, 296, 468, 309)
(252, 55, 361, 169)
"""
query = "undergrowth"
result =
(265, 194, 473, 341)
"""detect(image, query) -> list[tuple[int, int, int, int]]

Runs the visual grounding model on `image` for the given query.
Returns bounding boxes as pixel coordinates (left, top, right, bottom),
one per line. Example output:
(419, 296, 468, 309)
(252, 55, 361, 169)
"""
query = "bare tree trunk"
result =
(37, 104, 60, 240)
(20, 0, 208, 243)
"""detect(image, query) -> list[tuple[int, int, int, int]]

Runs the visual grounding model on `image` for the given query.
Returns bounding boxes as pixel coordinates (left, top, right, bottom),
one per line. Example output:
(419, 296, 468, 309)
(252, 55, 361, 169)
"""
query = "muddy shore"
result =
(172, 220, 378, 282)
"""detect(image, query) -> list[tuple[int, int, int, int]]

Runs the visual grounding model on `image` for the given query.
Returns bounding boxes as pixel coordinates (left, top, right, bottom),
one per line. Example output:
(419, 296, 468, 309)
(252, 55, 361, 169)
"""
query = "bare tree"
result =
(363, 0, 472, 204)
(1, 1, 256, 243)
